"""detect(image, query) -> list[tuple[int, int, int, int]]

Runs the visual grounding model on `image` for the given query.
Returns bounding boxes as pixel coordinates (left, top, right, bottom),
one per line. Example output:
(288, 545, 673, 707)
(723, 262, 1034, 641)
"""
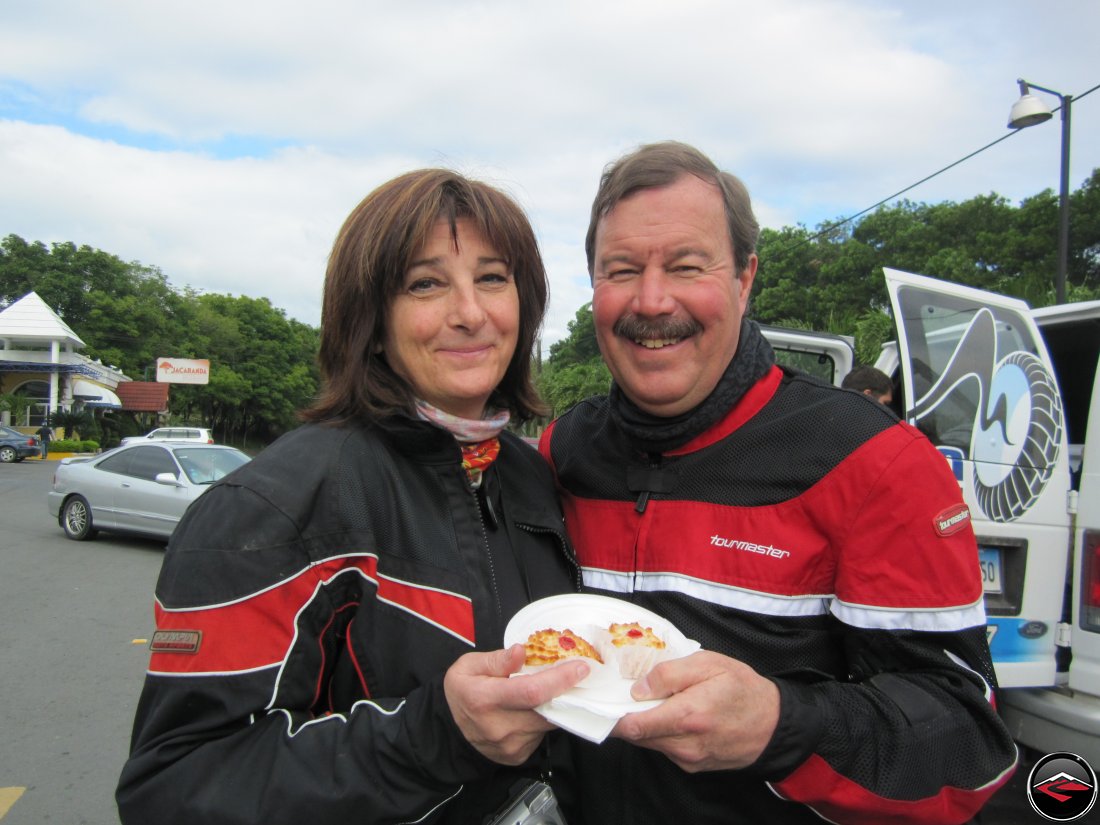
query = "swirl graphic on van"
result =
(910, 308, 1063, 522)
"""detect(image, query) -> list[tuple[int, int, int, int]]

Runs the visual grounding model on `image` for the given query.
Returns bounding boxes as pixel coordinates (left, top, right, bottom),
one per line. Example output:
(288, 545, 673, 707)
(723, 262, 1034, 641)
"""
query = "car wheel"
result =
(0, 446, 16, 463)
(61, 495, 98, 541)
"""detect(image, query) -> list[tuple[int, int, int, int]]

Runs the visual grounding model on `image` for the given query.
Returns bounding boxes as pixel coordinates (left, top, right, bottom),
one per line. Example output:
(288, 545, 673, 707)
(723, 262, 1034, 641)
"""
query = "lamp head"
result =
(1008, 93, 1053, 129)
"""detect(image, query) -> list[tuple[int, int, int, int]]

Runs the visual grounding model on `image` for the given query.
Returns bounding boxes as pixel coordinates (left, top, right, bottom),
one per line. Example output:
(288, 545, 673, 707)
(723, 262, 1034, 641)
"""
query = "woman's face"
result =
(384, 218, 520, 419)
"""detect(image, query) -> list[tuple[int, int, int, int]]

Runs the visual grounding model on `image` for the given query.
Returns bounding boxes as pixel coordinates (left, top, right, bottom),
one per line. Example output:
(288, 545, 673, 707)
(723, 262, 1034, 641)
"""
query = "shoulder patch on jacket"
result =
(150, 629, 202, 654)
(934, 504, 971, 536)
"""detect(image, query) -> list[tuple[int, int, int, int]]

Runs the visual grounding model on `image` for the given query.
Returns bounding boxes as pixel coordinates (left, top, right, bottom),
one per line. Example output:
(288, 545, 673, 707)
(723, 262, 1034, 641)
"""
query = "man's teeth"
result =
(636, 338, 681, 349)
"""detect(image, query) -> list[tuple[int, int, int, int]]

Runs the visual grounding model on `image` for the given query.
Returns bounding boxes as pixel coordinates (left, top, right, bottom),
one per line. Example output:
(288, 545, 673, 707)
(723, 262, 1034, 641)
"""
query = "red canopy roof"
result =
(115, 382, 170, 412)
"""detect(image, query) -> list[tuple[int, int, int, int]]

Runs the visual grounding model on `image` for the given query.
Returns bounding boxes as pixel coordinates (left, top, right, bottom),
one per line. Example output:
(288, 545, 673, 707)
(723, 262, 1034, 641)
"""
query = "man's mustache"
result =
(612, 315, 702, 341)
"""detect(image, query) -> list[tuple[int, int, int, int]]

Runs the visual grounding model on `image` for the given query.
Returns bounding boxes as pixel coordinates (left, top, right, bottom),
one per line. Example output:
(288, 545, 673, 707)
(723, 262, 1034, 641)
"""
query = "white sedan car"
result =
(47, 442, 250, 541)
(120, 426, 214, 446)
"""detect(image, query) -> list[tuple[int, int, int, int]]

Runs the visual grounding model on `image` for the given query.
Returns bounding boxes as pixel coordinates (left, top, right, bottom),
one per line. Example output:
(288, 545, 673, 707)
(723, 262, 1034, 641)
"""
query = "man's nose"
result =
(632, 268, 676, 316)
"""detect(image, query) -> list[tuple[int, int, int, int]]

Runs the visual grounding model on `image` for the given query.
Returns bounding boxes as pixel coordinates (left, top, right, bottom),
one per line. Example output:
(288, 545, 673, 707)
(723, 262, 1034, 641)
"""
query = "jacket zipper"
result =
(517, 523, 583, 591)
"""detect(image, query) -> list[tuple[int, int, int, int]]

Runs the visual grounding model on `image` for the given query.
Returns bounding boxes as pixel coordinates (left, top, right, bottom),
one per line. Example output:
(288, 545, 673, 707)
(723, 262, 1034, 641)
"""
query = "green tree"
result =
(537, 303, 611, 417)
(1, 235, 320, 446)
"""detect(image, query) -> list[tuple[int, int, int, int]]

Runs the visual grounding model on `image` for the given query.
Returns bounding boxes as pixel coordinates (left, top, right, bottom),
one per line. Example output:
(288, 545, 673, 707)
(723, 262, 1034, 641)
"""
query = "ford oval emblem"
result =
(1019, 621, 1047, 639)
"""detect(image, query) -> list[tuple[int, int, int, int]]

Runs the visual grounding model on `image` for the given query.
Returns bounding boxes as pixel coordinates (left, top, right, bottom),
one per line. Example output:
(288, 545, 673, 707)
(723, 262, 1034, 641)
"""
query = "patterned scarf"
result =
(414, 400, 511, 487)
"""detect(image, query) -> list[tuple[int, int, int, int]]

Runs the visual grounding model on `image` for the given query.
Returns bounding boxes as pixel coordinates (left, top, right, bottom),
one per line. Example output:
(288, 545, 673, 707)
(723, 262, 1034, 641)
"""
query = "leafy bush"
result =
(50, 439, 99, 453)
(51, 409, 95, 440)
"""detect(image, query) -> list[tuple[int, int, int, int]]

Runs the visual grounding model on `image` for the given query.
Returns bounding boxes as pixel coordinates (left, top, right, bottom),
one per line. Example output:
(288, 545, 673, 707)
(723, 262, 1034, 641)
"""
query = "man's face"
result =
(591, 174, 756, 417)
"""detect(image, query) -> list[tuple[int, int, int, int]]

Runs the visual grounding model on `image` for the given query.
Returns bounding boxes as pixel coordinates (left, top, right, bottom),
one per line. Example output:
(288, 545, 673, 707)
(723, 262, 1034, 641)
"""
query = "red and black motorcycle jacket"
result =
(541, 365, 1018, 825)
(116, 418, 581, 825)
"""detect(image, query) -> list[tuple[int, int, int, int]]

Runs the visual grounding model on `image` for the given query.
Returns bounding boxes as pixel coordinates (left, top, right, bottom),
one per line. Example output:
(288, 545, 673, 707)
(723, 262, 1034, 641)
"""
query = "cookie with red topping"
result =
(608, 622, 666, 649)
(607, 622, 666, 677)
(524, 628, 604, 666)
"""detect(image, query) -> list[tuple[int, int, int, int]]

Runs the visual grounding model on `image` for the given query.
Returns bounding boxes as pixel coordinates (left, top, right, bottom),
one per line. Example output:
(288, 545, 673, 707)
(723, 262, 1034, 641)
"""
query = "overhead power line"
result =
(767, 82, 1100, 258)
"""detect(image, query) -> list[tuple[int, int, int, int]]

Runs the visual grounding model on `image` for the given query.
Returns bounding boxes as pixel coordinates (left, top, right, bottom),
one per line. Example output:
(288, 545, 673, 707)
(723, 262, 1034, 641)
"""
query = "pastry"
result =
(608, 621, 666, 649)
(607, 621, 666, 678)
(524, 628, 604, 666)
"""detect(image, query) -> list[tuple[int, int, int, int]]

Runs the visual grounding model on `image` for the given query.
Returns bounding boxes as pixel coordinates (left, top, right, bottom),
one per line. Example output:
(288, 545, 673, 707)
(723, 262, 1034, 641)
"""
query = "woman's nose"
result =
(449, 285, 487, 330)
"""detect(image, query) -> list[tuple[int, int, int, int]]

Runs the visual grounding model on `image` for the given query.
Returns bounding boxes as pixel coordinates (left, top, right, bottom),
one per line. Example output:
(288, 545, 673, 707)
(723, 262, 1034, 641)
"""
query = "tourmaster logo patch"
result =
(934, 504, 971, 537)
(1027, 752, 1097, 821)
(150, 629, 202, 654)
(710, 534, 790, 560)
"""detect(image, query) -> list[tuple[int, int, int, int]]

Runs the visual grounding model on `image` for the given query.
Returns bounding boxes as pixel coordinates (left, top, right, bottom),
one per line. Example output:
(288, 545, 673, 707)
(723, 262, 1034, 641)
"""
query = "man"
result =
(842, 364, 894, 405)
(539, 142, 1016, 824)
(35, 420, 54, 459)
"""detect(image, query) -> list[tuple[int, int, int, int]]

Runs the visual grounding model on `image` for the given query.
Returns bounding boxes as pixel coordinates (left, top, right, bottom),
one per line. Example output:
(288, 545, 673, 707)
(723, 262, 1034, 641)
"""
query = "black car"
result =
(0, 425, 41, 463)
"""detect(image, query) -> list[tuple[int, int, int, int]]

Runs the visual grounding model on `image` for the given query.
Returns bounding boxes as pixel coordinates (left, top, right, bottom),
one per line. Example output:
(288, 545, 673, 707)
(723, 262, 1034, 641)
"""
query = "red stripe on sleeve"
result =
(772, 752, 1011, 825)
(150, 554, 474, 675)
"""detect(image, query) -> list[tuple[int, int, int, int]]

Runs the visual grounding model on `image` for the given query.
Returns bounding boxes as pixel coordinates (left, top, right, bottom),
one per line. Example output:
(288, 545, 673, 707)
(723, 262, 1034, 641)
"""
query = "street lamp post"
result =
(1007, 79, 1073, 304)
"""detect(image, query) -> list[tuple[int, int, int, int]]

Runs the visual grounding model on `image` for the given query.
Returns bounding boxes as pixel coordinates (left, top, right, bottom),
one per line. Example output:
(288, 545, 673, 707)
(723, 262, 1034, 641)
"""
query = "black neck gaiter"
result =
(608, 318, 775, 454)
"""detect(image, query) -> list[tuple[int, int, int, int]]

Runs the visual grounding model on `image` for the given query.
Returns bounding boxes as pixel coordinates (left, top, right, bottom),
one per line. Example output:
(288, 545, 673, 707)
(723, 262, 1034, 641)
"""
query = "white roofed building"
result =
(0, 292, 128, 427)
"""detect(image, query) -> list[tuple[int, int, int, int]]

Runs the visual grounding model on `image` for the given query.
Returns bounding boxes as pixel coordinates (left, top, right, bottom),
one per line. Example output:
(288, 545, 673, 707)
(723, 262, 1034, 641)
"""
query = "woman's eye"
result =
(406, 277, 439, 294)
(478, 271, 510, 285)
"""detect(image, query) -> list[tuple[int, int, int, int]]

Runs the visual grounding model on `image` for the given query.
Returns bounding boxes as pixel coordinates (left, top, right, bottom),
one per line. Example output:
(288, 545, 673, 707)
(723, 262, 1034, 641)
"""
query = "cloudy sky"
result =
(2, 0, 1097, 346)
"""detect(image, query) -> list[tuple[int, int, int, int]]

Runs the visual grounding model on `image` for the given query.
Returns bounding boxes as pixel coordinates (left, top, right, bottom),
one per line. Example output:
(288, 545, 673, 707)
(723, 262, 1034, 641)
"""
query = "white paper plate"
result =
(504, 594, 700, 742)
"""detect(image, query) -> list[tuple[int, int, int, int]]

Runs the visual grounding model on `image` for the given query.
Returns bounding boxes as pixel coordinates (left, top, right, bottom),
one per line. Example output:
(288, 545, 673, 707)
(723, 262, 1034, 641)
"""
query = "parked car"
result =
(47, 442, 250, 541)
(0, 425, 40, 463)
(120, 427, 214, 446)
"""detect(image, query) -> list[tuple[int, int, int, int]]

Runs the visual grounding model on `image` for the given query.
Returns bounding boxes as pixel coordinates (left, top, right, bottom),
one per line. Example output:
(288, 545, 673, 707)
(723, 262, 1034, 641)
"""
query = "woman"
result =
(116, 170, 589, 824)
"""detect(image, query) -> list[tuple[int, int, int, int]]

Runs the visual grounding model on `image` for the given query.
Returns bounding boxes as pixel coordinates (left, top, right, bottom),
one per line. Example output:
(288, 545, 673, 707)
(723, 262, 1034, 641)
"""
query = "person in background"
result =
(117, 169, 588, 825)
(842, 363, 894, 406)
(35, 420, 53, 458)
(540, 141, 1017, 824)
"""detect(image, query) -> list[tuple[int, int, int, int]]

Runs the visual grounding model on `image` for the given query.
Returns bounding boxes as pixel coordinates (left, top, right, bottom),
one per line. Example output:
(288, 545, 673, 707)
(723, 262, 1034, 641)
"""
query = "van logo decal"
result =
(911, 307, 1062, 523)
(934, 504, 971, 536)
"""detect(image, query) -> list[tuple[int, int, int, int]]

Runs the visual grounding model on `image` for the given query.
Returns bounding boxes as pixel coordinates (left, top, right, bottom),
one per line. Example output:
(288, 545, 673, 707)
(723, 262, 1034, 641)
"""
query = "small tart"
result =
(608, 621, 666, 649)
(525, 628, 604, 666)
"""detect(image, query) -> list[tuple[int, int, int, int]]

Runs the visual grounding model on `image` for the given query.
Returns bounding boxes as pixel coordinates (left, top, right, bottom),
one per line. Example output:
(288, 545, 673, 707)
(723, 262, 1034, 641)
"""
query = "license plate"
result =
(979, 548, 1003, 594)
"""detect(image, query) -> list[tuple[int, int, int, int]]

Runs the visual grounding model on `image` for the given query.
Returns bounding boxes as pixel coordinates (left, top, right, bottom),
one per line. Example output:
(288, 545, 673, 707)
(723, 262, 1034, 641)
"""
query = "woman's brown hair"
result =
(301, 169, 548, 425)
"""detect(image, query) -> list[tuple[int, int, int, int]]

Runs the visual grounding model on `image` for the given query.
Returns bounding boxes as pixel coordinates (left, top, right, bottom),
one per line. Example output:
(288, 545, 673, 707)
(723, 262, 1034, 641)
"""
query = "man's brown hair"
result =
(585, 140, 760, 276)
(302, 169, 548, 425)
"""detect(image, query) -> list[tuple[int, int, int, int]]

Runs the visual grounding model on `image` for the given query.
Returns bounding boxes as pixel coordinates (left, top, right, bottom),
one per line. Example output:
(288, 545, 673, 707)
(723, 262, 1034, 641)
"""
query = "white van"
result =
(760, 323, 854, 387)
(875, 268, 1100, 764)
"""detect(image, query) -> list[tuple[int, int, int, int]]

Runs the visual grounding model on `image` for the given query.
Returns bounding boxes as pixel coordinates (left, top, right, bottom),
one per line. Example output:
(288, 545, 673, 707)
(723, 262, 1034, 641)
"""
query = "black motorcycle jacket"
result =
(117, 418, 580, 825)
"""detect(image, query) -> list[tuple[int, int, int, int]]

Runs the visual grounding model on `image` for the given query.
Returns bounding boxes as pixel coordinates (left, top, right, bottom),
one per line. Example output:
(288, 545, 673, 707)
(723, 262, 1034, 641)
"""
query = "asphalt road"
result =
(0, 458, 164, 825)
(0, 457, 1061, 824)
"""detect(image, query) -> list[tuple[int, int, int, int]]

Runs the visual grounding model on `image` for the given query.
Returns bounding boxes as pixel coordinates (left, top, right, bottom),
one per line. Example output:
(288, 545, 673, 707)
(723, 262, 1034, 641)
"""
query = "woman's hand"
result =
(444, 644, 589, 765)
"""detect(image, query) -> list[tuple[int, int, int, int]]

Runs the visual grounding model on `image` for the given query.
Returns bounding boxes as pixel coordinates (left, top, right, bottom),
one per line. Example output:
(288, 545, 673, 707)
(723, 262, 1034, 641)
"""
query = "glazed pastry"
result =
(524, 628, 604, 666)
(608, 622, 666, 649)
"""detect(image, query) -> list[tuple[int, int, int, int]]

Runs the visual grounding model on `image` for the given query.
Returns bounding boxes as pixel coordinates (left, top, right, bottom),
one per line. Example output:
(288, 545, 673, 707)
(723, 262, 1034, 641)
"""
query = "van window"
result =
(894, 285, 1039, 452)
(1038, 317, 1100, 453)
(772, 349, 841, 384)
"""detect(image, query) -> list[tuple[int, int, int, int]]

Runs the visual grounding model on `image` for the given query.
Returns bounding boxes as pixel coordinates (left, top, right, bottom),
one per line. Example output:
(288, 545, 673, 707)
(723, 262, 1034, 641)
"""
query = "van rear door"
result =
(882, 268, 1072, 689)
(1030, 300, 1100, 698)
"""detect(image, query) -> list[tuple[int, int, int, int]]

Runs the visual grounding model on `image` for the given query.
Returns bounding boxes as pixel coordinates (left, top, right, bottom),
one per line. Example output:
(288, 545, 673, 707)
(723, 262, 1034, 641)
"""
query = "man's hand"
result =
(611, 651, 780, 772)
(444, 644, 589, 765)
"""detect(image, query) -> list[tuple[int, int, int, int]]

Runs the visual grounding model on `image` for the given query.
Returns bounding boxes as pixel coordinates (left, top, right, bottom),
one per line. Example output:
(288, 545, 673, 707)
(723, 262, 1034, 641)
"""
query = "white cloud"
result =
(1, 0, 1098, 346)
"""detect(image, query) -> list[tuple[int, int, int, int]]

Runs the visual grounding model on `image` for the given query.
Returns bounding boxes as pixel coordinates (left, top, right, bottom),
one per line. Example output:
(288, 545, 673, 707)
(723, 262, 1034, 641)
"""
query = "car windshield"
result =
(171, 447, 250, 485)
